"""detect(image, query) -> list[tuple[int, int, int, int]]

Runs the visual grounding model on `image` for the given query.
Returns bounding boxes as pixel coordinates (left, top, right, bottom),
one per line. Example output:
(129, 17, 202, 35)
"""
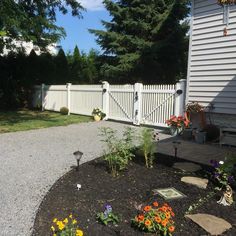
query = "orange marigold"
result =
(143, 206, 152, 212)
(162, 206, 168, 212)
(154, 216, 161, 223)
(144, 219, 151, 226)
(153, 202, 159, 207)
(161, 220, 168, 227)
(168, 226, 175, 232)
(138, 215, 144, 221)
(165, 212, 171, 219)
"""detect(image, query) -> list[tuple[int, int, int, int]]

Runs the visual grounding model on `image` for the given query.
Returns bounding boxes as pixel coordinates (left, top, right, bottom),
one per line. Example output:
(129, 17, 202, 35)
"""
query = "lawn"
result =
(0, 110, 92, 133)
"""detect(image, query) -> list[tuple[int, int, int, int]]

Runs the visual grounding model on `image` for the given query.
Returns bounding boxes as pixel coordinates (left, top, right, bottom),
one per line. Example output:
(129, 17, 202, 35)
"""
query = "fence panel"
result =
(70, 85, 103, 116)
(108, 85, 134, 122)
(141, 85, 176, 126)
(44, 85, 67, 112)
(34, 80, 186, 127)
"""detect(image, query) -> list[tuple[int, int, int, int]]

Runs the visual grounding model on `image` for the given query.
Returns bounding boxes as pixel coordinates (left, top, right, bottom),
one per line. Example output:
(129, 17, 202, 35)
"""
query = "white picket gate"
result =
(33, 80, 186, 127)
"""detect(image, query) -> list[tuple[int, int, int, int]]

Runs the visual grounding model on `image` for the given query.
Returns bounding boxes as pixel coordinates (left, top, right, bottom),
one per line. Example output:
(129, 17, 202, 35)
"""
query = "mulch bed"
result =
(33, 153, 236, 236)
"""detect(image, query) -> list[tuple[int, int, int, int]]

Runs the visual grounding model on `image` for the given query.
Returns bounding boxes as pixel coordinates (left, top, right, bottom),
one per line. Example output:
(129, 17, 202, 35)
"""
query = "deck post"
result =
(175, 79, 186, 117)
(67, 83, 71, 115)
(133, 83, 143, 125)
(102, 81, 110, 120)
(41, 83, 45, 111)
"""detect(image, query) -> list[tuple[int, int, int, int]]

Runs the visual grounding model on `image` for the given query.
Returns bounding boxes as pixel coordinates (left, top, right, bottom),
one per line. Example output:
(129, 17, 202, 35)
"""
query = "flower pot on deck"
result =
(93, 115, 101, 121)
(182, 128, 193, 140)
(195, 131, 206, 144)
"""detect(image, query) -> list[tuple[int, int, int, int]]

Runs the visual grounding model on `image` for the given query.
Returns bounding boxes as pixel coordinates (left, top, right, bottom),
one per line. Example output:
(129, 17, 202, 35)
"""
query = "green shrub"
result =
(139, 128, 158, 168)
(99, 127, 135, 177)
(60, 107, 69, 115)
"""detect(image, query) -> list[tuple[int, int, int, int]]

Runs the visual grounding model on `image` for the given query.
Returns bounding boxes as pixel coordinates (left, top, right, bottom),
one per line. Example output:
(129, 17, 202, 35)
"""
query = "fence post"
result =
(133, 83, 143, 125)
(174, 79, 186, 117)
(67, 83, 71, 115)
(102, 81, 109, 120)
(41, 83, 45, 111)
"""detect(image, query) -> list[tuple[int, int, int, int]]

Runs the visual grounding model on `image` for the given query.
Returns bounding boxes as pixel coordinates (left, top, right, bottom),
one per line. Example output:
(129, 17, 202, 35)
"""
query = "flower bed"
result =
(32, 154, 236, 236)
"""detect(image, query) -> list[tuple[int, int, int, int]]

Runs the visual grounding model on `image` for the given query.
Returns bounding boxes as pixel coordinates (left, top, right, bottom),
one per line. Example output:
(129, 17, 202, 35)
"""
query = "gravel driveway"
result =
(0, 121, 168, 236)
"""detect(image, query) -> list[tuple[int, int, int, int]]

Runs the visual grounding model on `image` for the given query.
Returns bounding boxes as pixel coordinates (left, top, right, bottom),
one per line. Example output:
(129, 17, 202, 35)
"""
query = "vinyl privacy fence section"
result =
(33, 80, 186, 127)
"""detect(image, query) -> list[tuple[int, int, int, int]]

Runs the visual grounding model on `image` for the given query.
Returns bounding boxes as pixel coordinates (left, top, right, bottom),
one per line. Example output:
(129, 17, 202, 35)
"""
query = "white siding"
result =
(187, 0, 236, 114)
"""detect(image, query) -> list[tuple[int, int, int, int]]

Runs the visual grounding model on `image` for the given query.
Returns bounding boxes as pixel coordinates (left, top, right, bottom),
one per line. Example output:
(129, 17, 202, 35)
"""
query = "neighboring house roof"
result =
(1, 37, 60, 56)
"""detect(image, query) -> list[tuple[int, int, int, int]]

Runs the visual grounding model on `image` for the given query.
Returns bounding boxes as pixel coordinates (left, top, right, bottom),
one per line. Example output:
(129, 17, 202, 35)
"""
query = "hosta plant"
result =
(96, 204, 119, 225)
(132, 202, 175, 236)
(50, 214, 83, 236)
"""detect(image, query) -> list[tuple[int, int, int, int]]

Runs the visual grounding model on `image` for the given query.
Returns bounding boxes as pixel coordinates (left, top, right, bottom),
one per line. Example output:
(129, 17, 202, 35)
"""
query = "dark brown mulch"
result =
(33, 154, 236, 236)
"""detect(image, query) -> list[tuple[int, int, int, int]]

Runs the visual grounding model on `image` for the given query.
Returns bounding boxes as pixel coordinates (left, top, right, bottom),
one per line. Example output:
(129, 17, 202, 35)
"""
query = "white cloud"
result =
(79, 0, 105, 11)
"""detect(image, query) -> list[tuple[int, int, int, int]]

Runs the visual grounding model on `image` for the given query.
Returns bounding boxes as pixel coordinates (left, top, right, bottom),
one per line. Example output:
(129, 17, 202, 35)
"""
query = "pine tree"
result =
(54, 48, 69, 84)
(90, 0, 190, 84)
(70, 45, 82, 83)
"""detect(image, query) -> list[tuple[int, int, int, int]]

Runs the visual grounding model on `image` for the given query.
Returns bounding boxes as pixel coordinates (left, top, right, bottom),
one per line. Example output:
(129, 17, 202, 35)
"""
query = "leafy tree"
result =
(90, 0, 190, 84)
(0, 0, 83, 53)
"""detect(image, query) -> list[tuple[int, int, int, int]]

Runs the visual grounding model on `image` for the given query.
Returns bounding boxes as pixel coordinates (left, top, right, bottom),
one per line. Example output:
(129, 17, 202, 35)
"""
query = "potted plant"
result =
(186, 102, 205, 129)
(92, 108, 106, 121)
(166, 115, 190, 136)
(218, 0, 236, 5)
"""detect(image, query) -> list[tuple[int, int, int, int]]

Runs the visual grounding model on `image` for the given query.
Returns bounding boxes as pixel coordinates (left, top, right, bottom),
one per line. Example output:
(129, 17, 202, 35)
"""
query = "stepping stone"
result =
(186, 214, 232, 235)
(173, 162, 202, 172)
(181, 176, 208, 189)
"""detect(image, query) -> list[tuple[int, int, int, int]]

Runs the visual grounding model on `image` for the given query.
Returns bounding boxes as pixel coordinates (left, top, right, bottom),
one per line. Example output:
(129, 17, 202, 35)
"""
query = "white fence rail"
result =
(33, 80, 186, 127)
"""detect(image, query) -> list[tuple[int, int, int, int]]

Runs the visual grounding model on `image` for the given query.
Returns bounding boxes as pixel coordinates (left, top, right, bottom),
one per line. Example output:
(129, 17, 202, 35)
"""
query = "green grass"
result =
(0, 110, 92, 133)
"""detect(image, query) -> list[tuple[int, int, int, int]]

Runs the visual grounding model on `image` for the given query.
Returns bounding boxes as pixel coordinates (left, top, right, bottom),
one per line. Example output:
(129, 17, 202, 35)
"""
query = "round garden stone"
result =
(173, 162, 202, 172)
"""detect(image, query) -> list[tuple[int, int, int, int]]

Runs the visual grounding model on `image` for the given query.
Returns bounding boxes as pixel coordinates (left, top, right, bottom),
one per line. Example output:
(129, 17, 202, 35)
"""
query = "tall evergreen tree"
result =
(90, 0, 190, 84)
(70, 45, 82, 83)
(54, 48, 69, 84)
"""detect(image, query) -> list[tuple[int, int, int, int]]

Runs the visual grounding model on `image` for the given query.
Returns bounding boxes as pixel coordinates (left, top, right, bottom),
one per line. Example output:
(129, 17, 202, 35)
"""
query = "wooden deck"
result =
(156, 133, 236, 166)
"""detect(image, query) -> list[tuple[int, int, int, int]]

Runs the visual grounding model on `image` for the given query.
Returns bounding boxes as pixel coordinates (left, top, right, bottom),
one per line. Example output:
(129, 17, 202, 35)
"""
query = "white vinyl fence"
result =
(33, 80, 186, 127)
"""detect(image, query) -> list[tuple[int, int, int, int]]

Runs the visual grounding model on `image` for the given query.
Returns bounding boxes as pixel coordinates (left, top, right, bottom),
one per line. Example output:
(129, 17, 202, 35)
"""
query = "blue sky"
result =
(56, 1, 111, 54)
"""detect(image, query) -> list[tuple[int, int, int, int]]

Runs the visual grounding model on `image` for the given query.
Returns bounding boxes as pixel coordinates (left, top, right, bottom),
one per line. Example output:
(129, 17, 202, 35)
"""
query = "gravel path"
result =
(0, 121, 168, 236)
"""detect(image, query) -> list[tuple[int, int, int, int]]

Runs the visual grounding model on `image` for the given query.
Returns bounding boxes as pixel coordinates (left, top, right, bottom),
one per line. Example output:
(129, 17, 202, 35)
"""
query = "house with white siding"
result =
(187, 0, 236, 129)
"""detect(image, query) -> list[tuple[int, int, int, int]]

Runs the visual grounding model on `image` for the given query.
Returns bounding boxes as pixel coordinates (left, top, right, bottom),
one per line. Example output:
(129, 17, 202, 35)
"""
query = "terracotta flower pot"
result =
(94, 115, 101, 121)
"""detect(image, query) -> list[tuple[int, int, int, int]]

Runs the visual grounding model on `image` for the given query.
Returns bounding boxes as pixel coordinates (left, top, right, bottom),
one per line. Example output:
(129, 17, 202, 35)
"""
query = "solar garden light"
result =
(172, 141, 181, 158)
(73, 150, 83, 171)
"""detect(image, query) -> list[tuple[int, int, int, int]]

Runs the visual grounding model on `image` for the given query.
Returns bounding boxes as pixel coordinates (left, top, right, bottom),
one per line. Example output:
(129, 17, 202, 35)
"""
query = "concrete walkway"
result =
(158, 136, 236, 165)
(0, 121, 169, 236)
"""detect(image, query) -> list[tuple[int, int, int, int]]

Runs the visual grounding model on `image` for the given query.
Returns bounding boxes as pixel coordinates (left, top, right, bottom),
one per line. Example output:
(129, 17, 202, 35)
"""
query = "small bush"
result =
(99, 127, 135, 177)
(139, 128, 158, 168)
(60, 107, 69, 115)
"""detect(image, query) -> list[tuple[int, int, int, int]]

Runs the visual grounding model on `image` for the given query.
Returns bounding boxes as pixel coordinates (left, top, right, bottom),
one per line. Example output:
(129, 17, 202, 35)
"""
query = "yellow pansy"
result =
(69, 214, 73, 219)
(53, 218, 57, 223)
(53, 234, 56, 236)
(56, 221, 65, 231)
(72, 219, 77, 225)
(63, 218, 68, 224)
(76, 229, 83, 236)
(51, 226, 55, 232)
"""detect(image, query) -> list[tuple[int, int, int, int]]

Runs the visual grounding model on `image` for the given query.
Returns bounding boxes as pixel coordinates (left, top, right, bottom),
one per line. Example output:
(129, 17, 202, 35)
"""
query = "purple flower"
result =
(210, 160, 220, 168)
(228, 176, 235, 183)
(104, 204, 112, 214)
(214, 173, 220, 178)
